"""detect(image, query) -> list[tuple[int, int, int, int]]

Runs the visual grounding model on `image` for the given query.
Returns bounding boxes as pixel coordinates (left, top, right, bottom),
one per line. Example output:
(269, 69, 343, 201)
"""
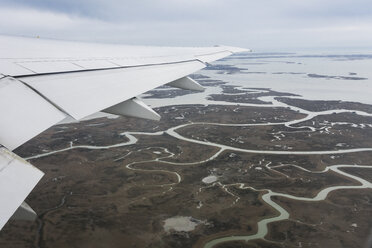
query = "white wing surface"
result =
(0, 35, 248, 230)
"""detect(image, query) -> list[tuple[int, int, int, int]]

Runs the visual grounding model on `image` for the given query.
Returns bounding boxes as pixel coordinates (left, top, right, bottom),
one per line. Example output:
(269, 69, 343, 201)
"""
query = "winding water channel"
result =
(26, 89, 372, 247)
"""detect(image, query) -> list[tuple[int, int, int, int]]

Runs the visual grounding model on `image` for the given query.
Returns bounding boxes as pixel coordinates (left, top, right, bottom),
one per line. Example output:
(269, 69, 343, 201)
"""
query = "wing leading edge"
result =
(0, 35, 249, 230)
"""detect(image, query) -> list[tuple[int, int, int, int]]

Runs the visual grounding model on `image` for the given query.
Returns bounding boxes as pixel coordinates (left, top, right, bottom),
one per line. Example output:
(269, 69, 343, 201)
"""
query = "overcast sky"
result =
(1, 0, 372, 50)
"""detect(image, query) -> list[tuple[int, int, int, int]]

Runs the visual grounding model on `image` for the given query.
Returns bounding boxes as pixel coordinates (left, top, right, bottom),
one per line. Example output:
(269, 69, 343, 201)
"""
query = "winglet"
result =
(215, 45, 252, 53)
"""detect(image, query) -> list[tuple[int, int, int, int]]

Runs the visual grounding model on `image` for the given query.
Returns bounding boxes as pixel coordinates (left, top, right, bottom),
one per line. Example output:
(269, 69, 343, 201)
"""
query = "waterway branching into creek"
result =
(26, 91, 372, 247)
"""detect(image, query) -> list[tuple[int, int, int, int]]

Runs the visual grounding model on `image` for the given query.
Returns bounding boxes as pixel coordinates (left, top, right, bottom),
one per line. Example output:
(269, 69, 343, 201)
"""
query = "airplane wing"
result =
(0, 35, 248, 230)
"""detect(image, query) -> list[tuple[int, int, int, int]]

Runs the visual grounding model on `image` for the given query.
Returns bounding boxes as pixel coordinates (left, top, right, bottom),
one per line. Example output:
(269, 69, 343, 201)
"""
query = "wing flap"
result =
(0, 147, 44, 230)
(0, 77, 66, 151)
(21, 60, 206, 120)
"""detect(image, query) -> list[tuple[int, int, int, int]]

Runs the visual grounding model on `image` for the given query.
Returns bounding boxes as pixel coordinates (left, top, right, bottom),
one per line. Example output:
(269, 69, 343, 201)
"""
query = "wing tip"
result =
(215, 45, 252, 53)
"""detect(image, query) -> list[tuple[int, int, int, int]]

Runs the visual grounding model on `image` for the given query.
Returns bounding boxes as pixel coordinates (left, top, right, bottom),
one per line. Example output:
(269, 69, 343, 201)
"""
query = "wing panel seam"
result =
(13, 59, 205, 79)
(11, 77, 71, 119)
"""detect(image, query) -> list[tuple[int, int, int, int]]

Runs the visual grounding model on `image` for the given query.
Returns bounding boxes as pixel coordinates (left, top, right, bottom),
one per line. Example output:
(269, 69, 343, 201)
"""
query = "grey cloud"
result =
(1, 0, 372, 50)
